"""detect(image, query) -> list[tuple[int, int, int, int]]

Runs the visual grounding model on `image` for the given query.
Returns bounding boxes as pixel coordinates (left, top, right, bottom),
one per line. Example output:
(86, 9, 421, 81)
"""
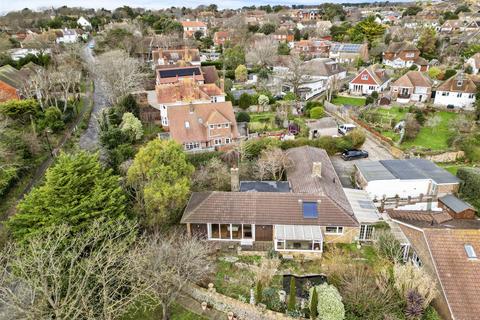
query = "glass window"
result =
(209, 124, 214, 129)
(243, 224, 252, 239)
(225, 138, 231, 144)
(231, 224, 241, 239)
(211, 224, 220, 238)
(214, 138, 222, 146)
(220, 224, 229, 239)
(224, 123, 229, 128)
(361, 74, 368, 80)
(325, 226, 343, 234)
(217, 124, 222, 129)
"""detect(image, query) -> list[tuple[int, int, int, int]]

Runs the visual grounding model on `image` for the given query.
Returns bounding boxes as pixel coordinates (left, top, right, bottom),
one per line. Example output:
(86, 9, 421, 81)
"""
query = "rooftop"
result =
(439, 195, 476, 214)
(239, 181, 291, 193)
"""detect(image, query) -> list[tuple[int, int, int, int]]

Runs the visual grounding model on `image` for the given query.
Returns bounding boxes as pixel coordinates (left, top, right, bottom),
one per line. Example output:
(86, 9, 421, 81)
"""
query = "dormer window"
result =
(465, 244, 477, 260)
(457, 81, 463, 87)
(406, 52, 415, 58)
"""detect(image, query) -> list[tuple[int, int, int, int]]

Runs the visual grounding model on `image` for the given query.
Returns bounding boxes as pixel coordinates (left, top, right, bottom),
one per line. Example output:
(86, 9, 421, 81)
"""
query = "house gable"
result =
(350, 69, 378, 86)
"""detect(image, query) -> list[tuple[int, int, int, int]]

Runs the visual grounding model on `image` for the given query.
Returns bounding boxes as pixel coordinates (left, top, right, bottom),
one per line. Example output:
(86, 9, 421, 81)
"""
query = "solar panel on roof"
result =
(303, 202, 318, 218)
(158, 67, 201, 78)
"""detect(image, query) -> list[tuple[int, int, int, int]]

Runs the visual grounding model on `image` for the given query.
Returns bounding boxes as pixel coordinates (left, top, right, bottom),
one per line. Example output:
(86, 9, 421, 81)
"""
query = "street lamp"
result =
(44, 128, 54, 157)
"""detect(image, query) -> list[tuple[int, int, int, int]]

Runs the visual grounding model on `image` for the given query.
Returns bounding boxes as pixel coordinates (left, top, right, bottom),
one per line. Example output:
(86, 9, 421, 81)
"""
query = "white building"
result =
(355, 159, 460, 201)
(433, 74, 477, 110)
(56, 29, 78, 44)
(466, 53, 480, 74)
(77, 16, 92, 29)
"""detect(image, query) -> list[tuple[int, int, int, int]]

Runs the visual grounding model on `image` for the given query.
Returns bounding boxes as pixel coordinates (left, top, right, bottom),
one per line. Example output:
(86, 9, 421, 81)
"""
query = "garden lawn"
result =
(332, 96, 366, 107)
(402, 111, 457, 151)
(376, 106, 408, 123)
(249, 112, 275, 123)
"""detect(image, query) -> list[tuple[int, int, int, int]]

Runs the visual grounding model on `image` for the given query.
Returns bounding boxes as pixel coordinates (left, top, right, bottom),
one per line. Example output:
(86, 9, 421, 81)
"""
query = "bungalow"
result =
(355, 159, 460, 201)
(390, 71, 432, 103)
(464, 20, 480, 32)
(182, 146, 382, 254)
(349, 65, 391, 96)
(388, 210, 480, 320)
(382, 41, 429, 71)
(439, 20, 462, 33)
(152, 48, 201, 66)
(329, 42, 369, 64)
(433, 73, 477, 110)
(166, 101, 239, 151)
(466, 52, 480, 74)
(181, 20, 207, 39)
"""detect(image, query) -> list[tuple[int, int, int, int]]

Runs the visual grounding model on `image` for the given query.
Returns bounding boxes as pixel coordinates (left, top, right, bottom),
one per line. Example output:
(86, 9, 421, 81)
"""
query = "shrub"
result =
(236, 111, 251, 122)
(235, 64, 248, 82)
(238, 93, 252, 110)
(120, 112, 143, 141)
(187, 151, 222, 168)
(346, 129, 366, 148)
(457, 167, 480, 213)
(118, 94, 139, 117)
(310, 106, 325, 119)
(255, 281, 263, 304)
(365, 96, 374, 105)
(428, 67, 442, 80)
(371, 91, 379, 100)
(423, 306, 441, 320)
(375, 230, 403, 263)
(304, 101, 322, 117)
(39, 106, 65, 133)
(393, 262, 438, 309)
(414, 110, 426, 125)
(263, 287, 285, 312)
(310, 286, 318, 319)
(313, 283, 345, 320)
(405, 290, 425, 319)
(443, 69, 456, 80)
(404, 115, 420, 140)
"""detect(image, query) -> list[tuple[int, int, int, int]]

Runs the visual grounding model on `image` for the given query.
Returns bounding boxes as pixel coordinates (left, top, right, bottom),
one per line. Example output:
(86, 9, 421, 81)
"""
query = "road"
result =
(79, 41, 108, 151)
(331, 135, 394, 188)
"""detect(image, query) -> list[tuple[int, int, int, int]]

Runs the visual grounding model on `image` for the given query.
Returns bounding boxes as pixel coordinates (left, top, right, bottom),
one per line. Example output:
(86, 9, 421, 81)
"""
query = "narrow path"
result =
(79, 40, 108, 151)
(176, 294, 226, 320)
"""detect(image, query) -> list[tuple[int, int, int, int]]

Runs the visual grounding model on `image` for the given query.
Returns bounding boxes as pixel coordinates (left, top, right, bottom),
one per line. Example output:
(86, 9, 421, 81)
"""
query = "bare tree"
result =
(284, 53, 308, 98)
(30, 68, 53, 111)
(246, 36, 278, 67)
(255, 147, 293, 181)
(138, 231, 213, 320)
(93, 50, 145, 105)
(56, 64, 82, 112)
(0, 221, 145, 320)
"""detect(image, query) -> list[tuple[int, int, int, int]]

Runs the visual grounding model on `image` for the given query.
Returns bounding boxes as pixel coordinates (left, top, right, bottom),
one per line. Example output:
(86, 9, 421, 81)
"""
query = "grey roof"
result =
(357, 159, 460, 184)
(439, 195, 475, 213)
(303, 58, 346, 77)
(355, 161, 396, 181)
(240, 181, 291, 193)
(343, 188, 381, 224)
(330, 43, 364, 54)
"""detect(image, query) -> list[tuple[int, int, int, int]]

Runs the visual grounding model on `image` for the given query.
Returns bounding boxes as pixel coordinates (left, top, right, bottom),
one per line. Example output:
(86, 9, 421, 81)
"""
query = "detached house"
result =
(433, 73, 477, 110)
(466, 52, 480, 74)
(213, 31, 230, 46)
(55, 28, 78, 44)
(390, 71, 432, 103)
(167, 101, 239, 151)
(181, 146, 382, 254)
(299, 58, 347, 100)
(383, 41, 429, 71)
(181, 20, 207, 38)
(349, 64, 391, 96)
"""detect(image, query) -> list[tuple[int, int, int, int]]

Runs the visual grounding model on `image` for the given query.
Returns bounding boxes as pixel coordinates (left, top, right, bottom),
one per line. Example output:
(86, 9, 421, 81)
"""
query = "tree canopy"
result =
(7, 151, 128, 240)
(127, 139, 194, 229)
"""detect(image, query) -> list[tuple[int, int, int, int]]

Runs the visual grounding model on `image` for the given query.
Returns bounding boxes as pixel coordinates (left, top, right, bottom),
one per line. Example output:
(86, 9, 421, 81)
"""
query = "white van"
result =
(338, 124, 356, 135)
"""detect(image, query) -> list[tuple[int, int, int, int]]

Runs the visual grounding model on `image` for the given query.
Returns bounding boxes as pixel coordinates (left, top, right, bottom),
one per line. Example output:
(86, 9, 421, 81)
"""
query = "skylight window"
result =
(465, 244, 477, 260)
(303, 202, 318, 219)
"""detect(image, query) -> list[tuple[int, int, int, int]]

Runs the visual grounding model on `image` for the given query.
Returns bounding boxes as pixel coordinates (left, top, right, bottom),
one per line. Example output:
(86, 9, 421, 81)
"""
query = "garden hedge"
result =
(457, 167, 480, 215)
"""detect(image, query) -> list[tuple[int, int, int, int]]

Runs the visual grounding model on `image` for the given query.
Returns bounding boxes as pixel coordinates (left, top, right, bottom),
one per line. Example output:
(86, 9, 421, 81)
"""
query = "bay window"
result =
(208, 223, 254, 240)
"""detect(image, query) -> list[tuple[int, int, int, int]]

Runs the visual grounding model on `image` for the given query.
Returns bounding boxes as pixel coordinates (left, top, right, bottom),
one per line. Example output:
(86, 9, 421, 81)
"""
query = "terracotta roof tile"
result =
(181, 21, 207, 28)
(392, 71, 432, 88)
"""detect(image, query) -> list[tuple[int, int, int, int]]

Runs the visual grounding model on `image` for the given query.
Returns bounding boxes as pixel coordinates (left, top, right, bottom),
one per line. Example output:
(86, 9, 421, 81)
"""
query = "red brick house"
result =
(349, 65, 391, 96)
(213, 31, 230, 46)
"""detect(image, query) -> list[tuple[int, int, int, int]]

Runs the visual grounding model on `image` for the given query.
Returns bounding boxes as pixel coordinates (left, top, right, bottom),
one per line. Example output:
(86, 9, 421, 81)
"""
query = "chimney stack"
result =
(231, 167, 240, 192)
(312, 162, 322, 178)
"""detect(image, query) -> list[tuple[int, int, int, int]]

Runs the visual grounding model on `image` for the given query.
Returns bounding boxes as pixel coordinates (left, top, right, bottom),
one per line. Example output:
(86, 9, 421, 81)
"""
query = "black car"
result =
(341, 149, 369, 161)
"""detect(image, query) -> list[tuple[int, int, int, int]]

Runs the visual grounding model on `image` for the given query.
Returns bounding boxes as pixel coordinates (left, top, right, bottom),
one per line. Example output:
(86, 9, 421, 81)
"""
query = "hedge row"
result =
(457, 167, 480, 215)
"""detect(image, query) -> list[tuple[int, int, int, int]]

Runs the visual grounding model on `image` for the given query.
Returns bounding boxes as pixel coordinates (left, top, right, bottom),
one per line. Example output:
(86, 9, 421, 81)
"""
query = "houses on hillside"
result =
(433, 73, 477, 109)
(181, 20, 207, 38)
(181, 146, 381, 253)
(390, 71, 432, 103)
(349, 64, 391, 96)
(382, 41, 429, 71)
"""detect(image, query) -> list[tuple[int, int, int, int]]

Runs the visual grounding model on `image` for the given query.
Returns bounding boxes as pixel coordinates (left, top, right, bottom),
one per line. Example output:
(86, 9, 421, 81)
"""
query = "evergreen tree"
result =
(288, 277, 296, 311)
(8, 151, 128, 240)
(310, 286, 318, 319)
(255, 281, 263, 304)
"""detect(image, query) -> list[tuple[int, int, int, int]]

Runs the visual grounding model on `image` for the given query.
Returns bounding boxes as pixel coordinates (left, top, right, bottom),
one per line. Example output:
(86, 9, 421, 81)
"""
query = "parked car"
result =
(338, 124, 356, 135)
(341, 149, 369, 161)
(88, 43, 95, 49)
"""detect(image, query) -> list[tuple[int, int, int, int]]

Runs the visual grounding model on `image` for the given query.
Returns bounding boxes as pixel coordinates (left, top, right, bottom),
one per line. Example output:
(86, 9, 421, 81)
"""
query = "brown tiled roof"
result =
(387, 209, 453, 224)
(155, 80, 222, 104)
(152, 48, 200, 65)
(286, 146, 357, 222)
(201, 66, 219, 84)
(303, 58, 346, 77)
(436, 74, 477, 94)
(392, 71, 432, 88)
(181, 21, 206, 28)
(181, 191, 358, 227)
(385, 41, 419, 54)
(423, 229, 480, 320)
(167, 101, 239, 144)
